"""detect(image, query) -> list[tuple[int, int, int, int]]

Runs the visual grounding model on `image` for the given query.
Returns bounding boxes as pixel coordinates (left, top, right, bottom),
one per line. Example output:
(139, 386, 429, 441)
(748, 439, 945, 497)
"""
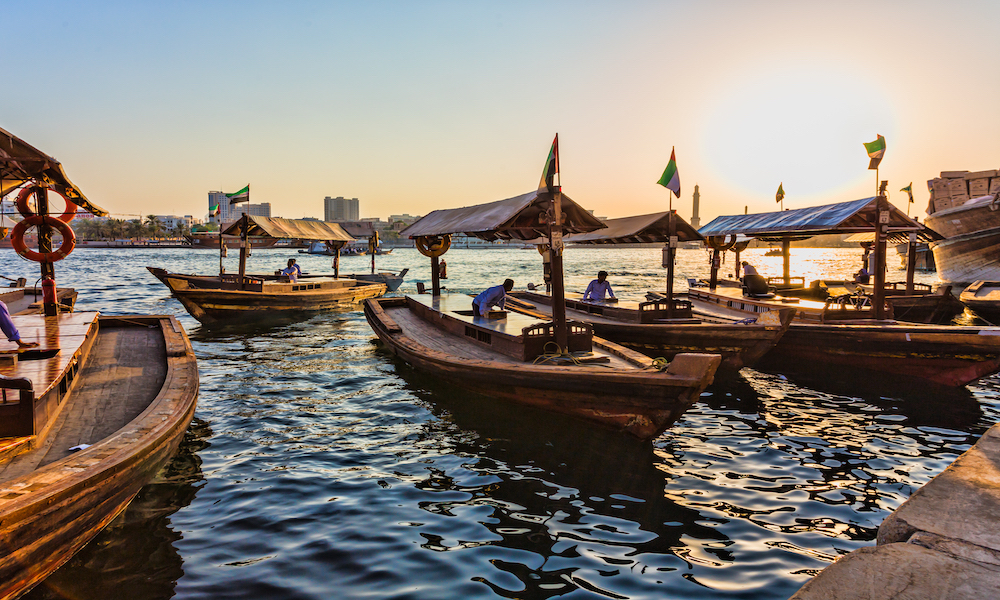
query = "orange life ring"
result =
(415, 234, 451, 258)
(11, 215, 77, 262)
(15, 185, 78, 223)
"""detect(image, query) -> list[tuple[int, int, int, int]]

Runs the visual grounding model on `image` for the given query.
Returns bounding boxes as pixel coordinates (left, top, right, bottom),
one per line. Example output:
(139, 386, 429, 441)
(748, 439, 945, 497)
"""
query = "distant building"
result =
(208, 190, 270, 224)
(388, 213, 420, 226)
(324, 196, 359, 221)
(154, 215, 200, 230)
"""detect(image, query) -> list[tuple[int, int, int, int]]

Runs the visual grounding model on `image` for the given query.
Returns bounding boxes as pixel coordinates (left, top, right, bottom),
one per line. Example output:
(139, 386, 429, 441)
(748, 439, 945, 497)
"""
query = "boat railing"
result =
(522, 321, 593, 359)
(768, 276, 806, 288)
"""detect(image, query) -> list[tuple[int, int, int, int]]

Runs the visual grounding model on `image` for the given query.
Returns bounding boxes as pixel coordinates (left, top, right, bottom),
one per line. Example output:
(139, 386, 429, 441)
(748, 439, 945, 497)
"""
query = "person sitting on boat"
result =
(740, 261, 770, 297)
(853, 266, 871, 284)
(0, 300, 39, 349)
(472, 278, 513, 318)
(741, 261, 759, 278)
(582, 271, 616, 302)
(281, 258, 303, 283)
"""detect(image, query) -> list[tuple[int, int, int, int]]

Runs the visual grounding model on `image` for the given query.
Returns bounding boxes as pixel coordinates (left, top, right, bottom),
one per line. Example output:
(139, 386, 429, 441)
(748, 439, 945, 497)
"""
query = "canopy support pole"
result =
(431, 256, 441, 296)
(238, 213, 248, 290)
(665, 211, 676, 318)
(782, 239, 791, 286)
(35, 187, 57, 316)
(548, 189, 569, 351)
(906, 232, 917, 294)
(218, 223, 225, 276)
(873, 182, 889, 320)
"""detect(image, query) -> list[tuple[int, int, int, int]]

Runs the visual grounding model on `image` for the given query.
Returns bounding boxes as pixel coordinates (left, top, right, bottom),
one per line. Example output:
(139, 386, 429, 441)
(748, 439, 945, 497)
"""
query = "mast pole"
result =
(548, 188, 569, 352)
(666, 210, 676, 318)
(35, 187, 57, 316)
(873, 181, 889, 320)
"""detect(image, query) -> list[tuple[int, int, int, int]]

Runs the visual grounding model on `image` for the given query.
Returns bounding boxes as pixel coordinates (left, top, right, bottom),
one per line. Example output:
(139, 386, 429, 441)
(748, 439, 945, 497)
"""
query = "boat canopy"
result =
(844, 227, 944, 245)
(222, 215, 355, 241)
(0, 126, 108, 217)
(699, 197, 921, 242)
(565, 211, 704, 244)
(401, 190, 606, 241)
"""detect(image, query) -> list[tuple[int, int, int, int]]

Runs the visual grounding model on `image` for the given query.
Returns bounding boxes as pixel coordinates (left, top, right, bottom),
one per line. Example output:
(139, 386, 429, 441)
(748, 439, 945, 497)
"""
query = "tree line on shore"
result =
(69, 216, 220, 241)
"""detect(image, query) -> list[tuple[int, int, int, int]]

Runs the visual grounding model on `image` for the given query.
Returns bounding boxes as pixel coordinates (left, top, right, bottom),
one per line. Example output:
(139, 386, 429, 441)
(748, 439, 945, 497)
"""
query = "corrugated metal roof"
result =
(400, 190, 606, 241)
(222, 215, 355, 241)
(566, 211, 705, 244)
(699, 197, 921, 240)
(0, 126, 108, 217)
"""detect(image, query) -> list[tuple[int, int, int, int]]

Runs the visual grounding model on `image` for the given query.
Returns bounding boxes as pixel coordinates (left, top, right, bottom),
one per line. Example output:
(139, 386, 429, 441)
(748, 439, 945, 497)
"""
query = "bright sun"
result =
(698, 66, 897, 207)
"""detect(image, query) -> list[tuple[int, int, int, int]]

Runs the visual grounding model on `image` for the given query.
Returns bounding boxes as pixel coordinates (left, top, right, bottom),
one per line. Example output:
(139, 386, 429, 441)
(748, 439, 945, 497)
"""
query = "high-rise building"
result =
(208, 191, 271, 225)
(324, 196, 359, 221)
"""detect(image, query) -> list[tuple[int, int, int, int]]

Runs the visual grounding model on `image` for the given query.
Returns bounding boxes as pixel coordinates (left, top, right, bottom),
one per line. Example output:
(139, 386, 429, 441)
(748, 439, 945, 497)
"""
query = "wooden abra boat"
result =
(372, 148, 722, 438)
(148, 267, 385, 325)
(694, 193, 1000, 386)
(366, 294, 719, 439)
(148, 214, 387, 326)
(688, 282, 1000, 387)
(0, 312, 199, 599)
(508, 290, 793, 373)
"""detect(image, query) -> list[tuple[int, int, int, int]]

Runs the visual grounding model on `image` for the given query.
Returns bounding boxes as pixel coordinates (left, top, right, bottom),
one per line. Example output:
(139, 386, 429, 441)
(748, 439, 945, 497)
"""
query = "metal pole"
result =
(666, 210, 676, 318)
(431, 255, 441, 296)
(238, 213, 248, 289)
(782, 239, 791, 286)
(906, 232, 917, 294)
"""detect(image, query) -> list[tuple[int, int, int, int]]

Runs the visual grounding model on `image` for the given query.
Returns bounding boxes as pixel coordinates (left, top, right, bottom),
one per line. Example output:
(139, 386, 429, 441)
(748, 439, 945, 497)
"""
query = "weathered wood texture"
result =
(365, 297, 721, 439)
(0, 316, 199, 600)
(509, 291, 792, 372)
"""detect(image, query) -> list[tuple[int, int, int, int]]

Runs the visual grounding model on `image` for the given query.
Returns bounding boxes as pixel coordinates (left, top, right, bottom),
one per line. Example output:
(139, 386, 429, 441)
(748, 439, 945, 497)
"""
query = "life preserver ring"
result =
(15, 185, 78, 223)
(11, 215, 77, 262)
(415, 234, 451, 258)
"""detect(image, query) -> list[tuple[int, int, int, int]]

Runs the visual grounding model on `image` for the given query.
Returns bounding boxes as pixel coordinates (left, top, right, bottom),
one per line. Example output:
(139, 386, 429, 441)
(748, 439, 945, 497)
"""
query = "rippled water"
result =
(9, 245, 998, 600)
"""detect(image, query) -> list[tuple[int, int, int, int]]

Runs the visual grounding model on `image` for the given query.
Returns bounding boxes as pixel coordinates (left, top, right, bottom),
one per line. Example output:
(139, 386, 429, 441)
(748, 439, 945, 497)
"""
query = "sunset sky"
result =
(4, 1, 999, 224)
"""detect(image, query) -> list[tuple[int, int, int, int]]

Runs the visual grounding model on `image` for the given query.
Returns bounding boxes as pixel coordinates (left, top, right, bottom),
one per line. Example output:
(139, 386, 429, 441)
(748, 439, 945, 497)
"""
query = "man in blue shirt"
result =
(473, 279, 513, 317)
(582, 271, 616, 302)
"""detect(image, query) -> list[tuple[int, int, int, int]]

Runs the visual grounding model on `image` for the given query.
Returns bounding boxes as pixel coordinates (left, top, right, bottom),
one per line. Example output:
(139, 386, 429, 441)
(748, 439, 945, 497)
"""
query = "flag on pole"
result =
(864, 135, 885, 170)
(226, 184, 250, 204)
(538, 135, 559, 191)
(210, 203, 220, 217)
(901, 182, 914, 203)
(657, 148, 680, 197)
(775, 183, 785, 203)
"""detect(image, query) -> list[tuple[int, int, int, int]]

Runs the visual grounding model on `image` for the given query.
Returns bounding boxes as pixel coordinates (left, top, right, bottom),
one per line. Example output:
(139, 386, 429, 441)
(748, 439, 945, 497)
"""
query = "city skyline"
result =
(3, 1, 999, 226)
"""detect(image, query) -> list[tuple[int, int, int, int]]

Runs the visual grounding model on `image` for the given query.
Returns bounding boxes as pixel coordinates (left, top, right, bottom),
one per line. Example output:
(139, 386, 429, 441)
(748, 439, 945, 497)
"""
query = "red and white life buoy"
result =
(11, 215, 76, 262)
(15, 185, 78, 223)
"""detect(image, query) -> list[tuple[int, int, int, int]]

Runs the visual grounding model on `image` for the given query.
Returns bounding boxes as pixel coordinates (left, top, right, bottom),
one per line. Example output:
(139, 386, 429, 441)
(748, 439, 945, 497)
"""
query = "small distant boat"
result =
(764, 248, 782, 256)
(960, 281, 1000, 323)
(343, 269, 408, 292)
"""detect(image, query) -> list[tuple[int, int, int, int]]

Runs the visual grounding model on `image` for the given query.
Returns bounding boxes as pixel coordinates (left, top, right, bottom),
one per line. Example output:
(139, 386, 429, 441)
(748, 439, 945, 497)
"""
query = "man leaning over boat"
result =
(472, 279, 513, 318)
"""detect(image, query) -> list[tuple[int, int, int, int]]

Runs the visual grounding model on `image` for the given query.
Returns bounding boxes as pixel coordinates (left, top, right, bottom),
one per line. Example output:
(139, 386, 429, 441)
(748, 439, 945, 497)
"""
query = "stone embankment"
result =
(791, 423, 1000, 599)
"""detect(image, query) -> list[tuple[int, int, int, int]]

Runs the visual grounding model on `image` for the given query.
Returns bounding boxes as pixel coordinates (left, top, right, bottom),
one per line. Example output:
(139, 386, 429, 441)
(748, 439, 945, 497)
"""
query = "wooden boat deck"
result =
(0, 318, 166, 480)
(0, 312, 100, 397)
(392, 294, 633, 368)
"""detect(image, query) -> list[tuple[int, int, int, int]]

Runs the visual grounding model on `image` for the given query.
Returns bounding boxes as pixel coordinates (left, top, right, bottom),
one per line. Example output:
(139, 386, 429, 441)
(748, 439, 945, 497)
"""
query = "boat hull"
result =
(365, 297, 721, 439)
(148, 267, 387, 325)
(687, 288, 1000, 387)
(960, 281, 1000, 323)
(0, 315, 199, 599)
(925, 197, 1000, 284)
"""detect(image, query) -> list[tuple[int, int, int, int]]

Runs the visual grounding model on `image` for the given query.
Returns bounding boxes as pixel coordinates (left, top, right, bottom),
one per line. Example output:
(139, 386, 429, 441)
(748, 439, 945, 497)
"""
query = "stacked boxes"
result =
(927, 169, 1000, 214)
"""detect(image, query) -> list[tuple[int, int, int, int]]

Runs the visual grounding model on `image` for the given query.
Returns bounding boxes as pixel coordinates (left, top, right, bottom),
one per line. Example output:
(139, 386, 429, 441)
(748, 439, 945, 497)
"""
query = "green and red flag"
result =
(864, 135, 885, 170)
(901, 182, 913, 203)
(226, 184, 250, 204)
(538, 135, 560, 191)
(210, 203, 220, 216)
(775, 183, 785, 203)
(657, 147, 680, 197)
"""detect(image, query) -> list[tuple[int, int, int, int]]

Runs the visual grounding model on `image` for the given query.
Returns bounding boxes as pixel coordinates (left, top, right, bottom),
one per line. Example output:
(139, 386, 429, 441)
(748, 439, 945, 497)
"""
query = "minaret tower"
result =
(690, 184, 701, 229)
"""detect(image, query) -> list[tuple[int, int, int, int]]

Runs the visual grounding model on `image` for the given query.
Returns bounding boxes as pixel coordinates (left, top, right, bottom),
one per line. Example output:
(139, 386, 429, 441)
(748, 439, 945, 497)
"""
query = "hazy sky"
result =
(4, 0, 999, 224)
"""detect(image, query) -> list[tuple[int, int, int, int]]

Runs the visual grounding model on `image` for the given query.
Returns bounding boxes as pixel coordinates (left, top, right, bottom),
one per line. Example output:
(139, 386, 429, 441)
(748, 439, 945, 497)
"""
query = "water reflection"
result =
(24, 418, 210, 600)
(398, 362, 732, 599)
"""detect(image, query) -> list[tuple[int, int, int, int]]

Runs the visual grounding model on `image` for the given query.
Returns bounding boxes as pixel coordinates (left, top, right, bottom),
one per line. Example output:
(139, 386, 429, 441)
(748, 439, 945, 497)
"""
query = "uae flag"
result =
(657, 148, 680, 197)
(901, 182, 913, 203)
(210, 203, 220, 216)
(538, 134, 559, 191)
(864, 135, 885, 170)
(775, 183, 785, 203)
(226, 184, 250, 204)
